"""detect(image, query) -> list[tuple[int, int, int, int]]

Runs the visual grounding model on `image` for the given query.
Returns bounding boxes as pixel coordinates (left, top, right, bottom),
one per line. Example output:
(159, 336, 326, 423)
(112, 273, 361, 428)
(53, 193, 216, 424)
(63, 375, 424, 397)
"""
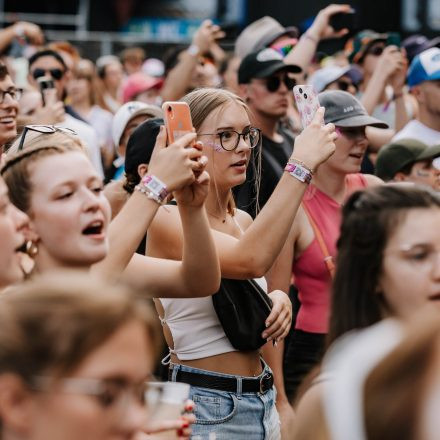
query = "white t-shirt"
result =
(59, 114, 104, 178)
(392, 119, 440, 146)
(86, 106, 114, 154)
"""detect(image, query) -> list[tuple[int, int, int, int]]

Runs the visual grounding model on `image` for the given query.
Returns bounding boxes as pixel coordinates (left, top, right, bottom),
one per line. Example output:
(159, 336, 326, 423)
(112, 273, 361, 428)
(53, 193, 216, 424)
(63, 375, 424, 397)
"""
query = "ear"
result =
(137, 164, 148, 179)
(0, 374, 34, 435)
(239, 84, 250, 101)
(393, 172, 409, 182)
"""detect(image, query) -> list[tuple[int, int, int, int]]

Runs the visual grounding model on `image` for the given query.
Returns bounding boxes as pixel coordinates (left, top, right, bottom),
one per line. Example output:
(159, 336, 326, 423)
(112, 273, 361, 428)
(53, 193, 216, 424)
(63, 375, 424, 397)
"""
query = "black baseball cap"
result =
(318, 90, 388, 128)
(375, 138, 440, 181)
(125, 118, 164, 177)
(238, 48, 301, 84)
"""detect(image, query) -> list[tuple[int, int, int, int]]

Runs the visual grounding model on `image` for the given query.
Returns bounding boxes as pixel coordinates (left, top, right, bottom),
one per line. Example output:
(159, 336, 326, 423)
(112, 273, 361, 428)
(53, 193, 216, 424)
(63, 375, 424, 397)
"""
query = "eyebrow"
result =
(216, 124, 251, 131)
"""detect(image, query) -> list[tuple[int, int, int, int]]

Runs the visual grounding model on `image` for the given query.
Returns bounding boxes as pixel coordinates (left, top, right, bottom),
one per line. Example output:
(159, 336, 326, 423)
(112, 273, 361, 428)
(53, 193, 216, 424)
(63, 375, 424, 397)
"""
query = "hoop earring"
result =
(25, 240, 39, 258)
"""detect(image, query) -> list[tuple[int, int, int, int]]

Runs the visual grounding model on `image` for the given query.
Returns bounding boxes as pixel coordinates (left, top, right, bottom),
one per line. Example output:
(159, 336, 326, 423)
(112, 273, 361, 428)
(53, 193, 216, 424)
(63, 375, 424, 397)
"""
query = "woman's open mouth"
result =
(82, 220, 105, 239)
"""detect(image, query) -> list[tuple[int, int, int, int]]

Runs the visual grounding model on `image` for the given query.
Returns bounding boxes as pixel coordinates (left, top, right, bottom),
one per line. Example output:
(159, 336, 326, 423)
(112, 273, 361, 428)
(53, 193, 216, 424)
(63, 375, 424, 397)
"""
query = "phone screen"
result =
(329, 11, 356, 32)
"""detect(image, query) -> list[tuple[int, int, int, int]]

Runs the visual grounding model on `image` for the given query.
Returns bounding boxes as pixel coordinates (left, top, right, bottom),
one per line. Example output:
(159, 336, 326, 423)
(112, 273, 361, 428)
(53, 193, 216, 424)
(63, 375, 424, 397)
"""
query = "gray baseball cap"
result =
(318, 90, 388, 128)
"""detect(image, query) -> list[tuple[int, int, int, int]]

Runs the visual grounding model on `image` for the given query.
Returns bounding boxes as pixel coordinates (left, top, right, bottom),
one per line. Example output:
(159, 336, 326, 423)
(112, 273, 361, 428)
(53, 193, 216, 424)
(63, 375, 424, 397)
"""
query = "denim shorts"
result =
(169, 361, 281, 440)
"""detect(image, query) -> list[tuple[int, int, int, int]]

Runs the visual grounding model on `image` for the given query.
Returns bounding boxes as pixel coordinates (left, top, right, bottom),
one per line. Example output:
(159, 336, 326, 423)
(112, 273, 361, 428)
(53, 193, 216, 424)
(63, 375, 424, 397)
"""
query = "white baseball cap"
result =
(111, 101, 163, 147)
(308, 65, 361, 93)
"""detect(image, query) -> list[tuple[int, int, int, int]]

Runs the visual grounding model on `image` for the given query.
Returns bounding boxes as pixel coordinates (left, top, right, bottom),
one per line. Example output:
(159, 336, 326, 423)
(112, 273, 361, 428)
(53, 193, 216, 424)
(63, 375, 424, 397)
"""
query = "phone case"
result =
(162, 101, 194, 144)
(293, 85, 321, 129)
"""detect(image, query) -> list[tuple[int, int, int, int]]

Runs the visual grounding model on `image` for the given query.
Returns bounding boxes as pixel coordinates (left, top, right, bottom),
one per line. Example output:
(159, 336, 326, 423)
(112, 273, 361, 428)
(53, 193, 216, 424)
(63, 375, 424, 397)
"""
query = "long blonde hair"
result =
(182, 87, 262, 216)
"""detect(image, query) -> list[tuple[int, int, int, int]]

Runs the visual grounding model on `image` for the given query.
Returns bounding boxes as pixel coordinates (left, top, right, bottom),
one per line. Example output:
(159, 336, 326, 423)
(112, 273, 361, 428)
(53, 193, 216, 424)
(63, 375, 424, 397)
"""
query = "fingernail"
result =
(265, 321, 270, 327)
(262, 332, 267, 339)
(182, 422, 190, 428)
(267, 337, 272, 342)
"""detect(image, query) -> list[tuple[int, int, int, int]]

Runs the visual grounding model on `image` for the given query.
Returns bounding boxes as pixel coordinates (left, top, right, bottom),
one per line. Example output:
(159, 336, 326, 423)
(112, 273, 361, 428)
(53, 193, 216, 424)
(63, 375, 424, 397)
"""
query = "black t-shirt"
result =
(234, 126, 295, 218)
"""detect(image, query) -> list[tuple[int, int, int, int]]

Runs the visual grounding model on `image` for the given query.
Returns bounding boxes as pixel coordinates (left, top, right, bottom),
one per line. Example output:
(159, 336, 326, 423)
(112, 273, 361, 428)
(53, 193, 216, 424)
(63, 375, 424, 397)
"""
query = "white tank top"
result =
(159, 214, 268, 360)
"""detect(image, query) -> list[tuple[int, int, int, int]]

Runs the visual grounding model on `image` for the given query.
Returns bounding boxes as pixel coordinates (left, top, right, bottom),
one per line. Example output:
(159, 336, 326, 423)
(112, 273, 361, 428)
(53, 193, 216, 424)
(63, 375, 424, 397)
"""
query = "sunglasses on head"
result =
(32, 68, 65, 81)
(264, 75, 296, 93)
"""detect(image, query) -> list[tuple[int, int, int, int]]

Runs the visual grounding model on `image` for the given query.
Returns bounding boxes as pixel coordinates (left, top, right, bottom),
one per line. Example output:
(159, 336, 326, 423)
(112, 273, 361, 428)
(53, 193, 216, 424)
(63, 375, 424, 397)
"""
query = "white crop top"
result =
(159, 276, 268, 360)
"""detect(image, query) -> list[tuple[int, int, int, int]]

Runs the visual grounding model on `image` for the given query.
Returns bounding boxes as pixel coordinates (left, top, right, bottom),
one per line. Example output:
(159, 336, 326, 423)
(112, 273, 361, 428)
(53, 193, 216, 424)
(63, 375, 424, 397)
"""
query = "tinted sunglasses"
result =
(31, 68, 65, 81)
(265, 75, 296, 93)
(336, 79, 357, 92)
(366, 45, 384, 57)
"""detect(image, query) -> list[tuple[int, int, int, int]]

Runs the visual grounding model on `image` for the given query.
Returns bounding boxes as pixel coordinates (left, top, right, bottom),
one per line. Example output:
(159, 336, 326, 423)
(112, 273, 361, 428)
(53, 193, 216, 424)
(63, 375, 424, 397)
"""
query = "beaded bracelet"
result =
(135, 175, 168, 205)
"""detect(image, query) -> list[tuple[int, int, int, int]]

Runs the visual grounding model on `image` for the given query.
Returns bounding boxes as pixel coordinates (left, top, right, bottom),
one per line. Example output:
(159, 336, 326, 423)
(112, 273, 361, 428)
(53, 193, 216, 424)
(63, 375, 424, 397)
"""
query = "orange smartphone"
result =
(162, 101, 194, 144)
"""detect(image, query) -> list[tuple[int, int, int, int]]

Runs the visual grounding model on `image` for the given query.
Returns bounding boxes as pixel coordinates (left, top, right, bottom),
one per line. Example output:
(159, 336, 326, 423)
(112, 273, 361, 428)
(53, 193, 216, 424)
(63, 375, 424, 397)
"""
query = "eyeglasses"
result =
(31, 68, 65, 81)
(0, 88, 23, 103)
(336, 126, 366, 141)
(199, 127, 261, 151)
(366, 45, 384, 57)
(17, 125, 77, 151)
(336, 79, 357, 92)
(29, 375, 161, 419)
(264, 75, 296, 93)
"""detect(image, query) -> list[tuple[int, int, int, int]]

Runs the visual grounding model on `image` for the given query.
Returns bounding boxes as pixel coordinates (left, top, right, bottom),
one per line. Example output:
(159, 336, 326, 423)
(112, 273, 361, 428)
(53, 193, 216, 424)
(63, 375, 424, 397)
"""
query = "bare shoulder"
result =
(293, 382, 330, 440)
(234, 209, 254, 231)
(152, 203, 181, 228)
(363, 174, 384, 187)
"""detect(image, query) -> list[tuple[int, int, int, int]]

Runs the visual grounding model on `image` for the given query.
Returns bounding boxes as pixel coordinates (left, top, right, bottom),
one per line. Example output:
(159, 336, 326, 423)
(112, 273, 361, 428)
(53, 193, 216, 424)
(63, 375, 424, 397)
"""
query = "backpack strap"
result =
(302, 203, 335, 278)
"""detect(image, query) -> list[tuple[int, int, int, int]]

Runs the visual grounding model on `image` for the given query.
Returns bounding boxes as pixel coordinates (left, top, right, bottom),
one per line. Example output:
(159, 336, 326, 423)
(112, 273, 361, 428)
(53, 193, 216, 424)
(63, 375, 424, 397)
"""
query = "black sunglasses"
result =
(265, 75, 296, 93)
(31, 68, 65, 81)
(366, 45, 384, 57)
(336, 79, 357, 92)
(17, 125, 77, 151)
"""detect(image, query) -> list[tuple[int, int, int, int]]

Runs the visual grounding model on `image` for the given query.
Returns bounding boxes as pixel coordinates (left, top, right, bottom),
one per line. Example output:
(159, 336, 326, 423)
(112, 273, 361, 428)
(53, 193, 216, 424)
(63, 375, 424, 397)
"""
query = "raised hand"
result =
(147, 127, 206, 193)
(192, 19, 225, 54)
(306, 4, 353, 41)
(291, 107, 337, 171)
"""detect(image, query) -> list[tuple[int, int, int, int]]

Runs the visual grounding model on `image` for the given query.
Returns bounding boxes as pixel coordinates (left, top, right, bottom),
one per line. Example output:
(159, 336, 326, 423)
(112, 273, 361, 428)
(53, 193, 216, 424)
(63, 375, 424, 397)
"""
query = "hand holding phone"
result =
(37, 76, 57, 106)
(329, 10, 356, 32)
(293, 85, 321, 129)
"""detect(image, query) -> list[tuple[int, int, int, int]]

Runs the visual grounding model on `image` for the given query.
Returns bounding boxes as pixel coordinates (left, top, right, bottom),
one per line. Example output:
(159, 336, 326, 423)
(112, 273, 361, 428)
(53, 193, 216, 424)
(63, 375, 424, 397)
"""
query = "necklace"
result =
(207, 210, 227, 223)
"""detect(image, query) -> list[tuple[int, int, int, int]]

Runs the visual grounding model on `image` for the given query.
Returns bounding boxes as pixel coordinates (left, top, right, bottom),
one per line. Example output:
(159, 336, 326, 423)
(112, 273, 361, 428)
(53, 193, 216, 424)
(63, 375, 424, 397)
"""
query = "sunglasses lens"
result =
(50, 69, 64, 80)
(266, 77, 280, 92)
(285, 77, 296, 90)
(32, 69, 45, 80)
(338, 81, 349, 91)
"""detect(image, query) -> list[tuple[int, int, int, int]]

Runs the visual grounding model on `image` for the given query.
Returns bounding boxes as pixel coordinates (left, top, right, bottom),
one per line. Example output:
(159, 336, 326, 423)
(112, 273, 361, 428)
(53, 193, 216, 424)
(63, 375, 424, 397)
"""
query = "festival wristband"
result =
(284, 162, 313, 184)
(135, 175, 168, 204)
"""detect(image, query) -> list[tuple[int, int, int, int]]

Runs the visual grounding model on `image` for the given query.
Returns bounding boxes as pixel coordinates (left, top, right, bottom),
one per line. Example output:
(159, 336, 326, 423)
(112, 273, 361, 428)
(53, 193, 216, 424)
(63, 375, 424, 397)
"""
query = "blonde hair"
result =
(182, 87, 262, 216)
(0, 270, 161, 380)
(1, 130, 85, 212)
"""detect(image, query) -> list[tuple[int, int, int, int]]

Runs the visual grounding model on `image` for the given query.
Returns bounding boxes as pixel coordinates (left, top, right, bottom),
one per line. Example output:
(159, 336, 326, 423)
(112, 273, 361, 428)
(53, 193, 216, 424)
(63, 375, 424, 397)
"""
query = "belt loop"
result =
(236, 376, 242, 399)
(170, 363, 180, 382)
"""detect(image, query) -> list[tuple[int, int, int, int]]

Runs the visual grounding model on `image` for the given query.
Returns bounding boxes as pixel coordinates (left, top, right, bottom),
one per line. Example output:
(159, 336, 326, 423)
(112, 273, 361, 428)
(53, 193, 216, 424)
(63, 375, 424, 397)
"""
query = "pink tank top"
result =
(293, 174, 368, 333)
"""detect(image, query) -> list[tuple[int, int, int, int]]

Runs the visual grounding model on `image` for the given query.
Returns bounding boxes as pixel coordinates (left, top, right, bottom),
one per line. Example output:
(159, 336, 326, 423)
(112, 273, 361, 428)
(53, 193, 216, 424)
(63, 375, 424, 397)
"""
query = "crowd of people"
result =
(0, 3, 440, 439)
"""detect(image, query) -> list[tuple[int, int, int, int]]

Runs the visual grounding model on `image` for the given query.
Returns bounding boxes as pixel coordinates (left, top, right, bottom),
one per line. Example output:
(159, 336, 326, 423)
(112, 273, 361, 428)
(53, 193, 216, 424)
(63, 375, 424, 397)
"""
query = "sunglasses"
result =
(31, 68, 65, 81)
(264, 75, 296, 93)
(17, 125, 77, 151)
(366, 45, 384, 57)
(336, 79, 357, 92)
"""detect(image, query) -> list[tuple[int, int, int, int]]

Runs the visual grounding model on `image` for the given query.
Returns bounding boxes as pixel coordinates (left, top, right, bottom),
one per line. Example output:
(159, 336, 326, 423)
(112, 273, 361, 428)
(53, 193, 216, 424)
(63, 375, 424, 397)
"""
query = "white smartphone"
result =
(293, 85, 321, 129)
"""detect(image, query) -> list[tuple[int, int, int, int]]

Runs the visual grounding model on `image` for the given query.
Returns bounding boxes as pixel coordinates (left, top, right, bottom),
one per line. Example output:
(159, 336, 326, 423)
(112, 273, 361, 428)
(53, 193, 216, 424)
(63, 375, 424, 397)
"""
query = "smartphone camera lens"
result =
(304, 93, 308, 99)
(299, 87, 303, 94)
(167, 106, 172, 112)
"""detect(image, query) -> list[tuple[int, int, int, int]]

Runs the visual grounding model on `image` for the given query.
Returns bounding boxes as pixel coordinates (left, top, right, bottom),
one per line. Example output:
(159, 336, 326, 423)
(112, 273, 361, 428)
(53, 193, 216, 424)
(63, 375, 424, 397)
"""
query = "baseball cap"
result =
(125, 118, 164, 177)
(375, 138, 440, 181)
(238, 48, 301, 84)
(402, 34, 440, 63)
(407, 47, 440, 88)
(112, 101, 163, 147)
(318, 90, 388, 128)
(235, 16, 299, 59)
(345, 30, 388, 64)
(308, 65, 362, 93)
(121, 72, 163, 103)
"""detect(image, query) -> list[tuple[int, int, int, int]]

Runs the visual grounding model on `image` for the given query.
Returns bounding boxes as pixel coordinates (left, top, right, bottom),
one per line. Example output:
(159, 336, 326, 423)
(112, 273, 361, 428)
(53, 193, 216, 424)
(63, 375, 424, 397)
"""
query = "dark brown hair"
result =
(328, 185, 440, 346)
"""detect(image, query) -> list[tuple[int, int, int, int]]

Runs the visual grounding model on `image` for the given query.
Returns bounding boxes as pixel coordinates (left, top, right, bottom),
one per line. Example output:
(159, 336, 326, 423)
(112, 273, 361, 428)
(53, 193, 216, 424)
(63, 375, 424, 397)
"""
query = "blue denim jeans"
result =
(169, 362, 281, 440)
